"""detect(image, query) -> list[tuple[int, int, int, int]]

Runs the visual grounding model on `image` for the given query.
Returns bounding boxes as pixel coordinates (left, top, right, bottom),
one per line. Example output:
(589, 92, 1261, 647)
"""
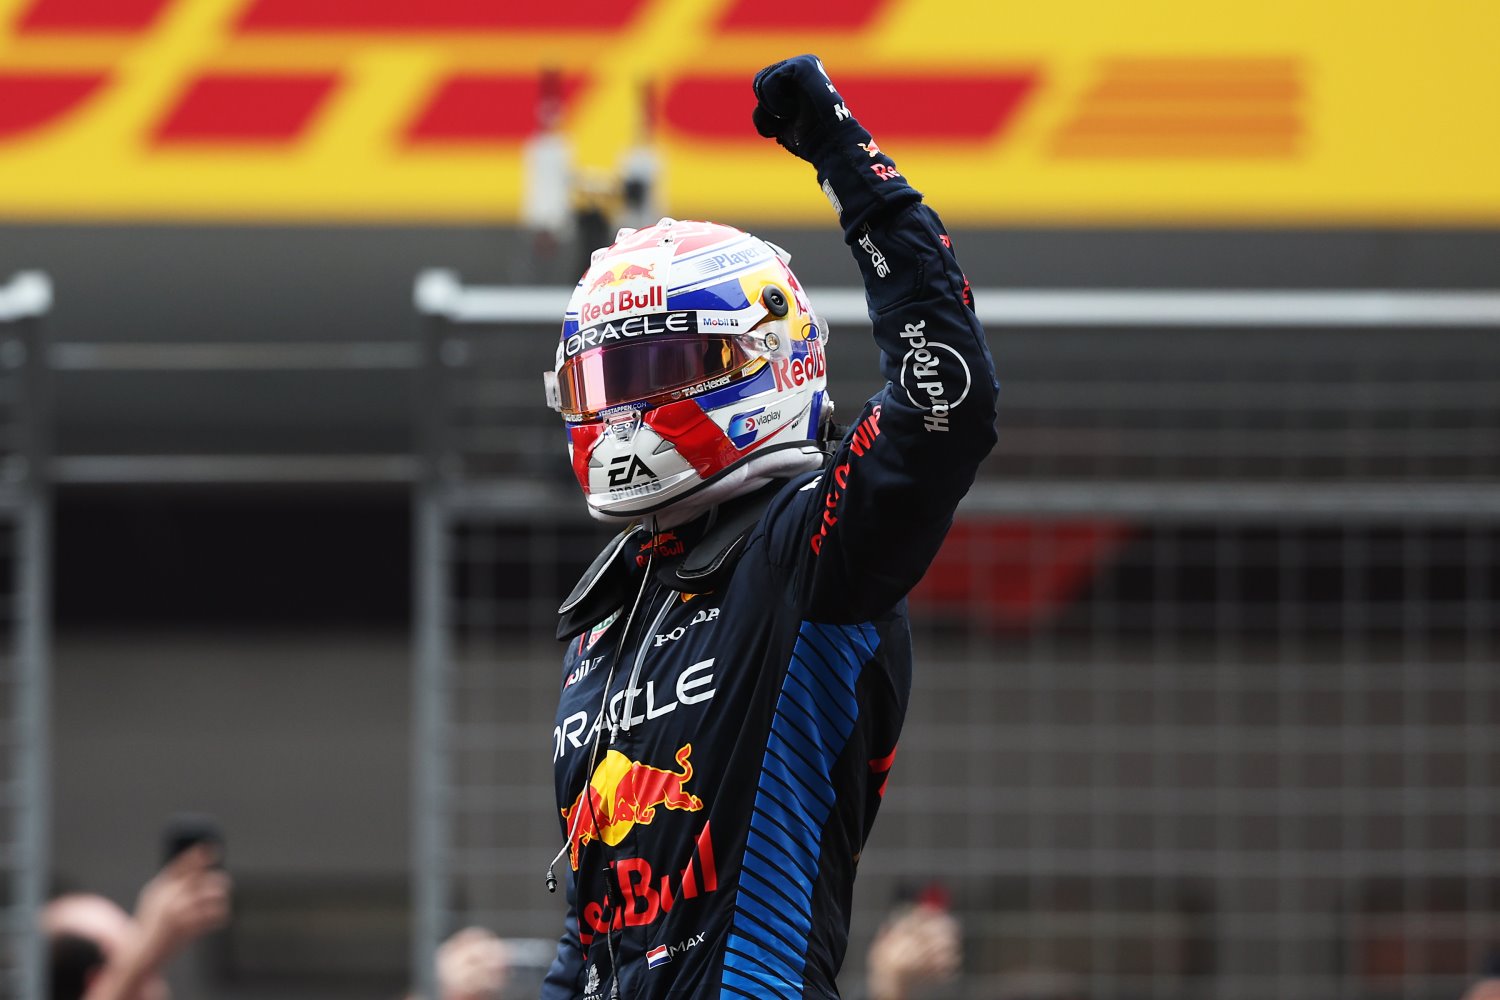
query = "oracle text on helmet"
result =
(565, 305, 691, 358)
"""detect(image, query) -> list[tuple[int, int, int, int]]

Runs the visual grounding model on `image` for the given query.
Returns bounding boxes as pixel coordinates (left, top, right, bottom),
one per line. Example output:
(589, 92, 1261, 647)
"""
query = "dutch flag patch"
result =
(646, 945, 670, 969)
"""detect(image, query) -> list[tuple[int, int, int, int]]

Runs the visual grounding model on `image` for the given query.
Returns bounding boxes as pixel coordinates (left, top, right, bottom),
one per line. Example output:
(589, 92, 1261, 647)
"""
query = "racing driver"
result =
(541, 55, 998, 999)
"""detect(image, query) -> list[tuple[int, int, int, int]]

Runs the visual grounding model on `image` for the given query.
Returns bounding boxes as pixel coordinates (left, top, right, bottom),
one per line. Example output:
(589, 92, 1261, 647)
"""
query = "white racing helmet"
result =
(544, 218, 832, 522)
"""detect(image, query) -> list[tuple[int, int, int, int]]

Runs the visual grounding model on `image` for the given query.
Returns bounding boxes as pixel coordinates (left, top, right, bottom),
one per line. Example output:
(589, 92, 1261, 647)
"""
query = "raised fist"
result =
(751, 55, 920, 239)
(752, 55, 853, 162)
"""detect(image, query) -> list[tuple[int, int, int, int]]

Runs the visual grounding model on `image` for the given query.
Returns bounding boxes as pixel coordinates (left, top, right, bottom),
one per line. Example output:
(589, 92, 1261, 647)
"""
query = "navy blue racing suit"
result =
(542, 190, 998, 1000)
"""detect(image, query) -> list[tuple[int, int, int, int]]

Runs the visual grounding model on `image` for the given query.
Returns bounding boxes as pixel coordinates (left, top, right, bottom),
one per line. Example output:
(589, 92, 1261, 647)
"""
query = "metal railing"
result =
(411, 274, 1500, 1000)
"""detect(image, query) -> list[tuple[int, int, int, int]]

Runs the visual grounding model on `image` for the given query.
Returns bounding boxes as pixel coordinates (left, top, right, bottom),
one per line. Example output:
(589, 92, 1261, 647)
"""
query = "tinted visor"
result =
(557, 332, 759, 417)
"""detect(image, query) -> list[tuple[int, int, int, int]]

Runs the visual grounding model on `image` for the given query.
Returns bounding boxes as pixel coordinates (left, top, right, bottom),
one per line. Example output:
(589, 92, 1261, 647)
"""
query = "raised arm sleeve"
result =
(790, 203, 998, 622)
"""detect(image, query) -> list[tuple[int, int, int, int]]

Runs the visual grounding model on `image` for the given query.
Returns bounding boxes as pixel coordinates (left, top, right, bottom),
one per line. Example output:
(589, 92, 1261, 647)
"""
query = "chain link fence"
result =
(414, 278, 1500, 1000)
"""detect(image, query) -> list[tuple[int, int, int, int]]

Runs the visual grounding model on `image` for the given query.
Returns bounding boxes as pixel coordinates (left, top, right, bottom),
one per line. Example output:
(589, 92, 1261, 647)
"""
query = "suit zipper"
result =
(613, 587, 678, 743)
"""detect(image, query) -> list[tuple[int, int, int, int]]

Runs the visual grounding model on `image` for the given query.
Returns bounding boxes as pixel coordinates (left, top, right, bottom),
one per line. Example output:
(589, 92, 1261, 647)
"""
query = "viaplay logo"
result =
(727, 408, 763, 449)
(727, 407, 781, 449)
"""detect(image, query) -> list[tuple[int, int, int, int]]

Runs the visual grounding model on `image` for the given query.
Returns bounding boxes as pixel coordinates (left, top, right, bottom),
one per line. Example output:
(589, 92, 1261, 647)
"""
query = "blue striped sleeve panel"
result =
(721, 621, 880, 999)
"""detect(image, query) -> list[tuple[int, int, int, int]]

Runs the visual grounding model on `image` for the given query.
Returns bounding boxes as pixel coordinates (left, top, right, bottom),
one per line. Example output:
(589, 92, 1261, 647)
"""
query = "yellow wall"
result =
(1, 0, 1497, 223)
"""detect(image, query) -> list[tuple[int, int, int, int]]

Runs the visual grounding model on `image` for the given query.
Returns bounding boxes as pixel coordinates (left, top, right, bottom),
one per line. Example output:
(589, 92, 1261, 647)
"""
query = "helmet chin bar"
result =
(585, 441, 826, 523)
(586, 464, 701, 518)
(604, 407, 643, 442)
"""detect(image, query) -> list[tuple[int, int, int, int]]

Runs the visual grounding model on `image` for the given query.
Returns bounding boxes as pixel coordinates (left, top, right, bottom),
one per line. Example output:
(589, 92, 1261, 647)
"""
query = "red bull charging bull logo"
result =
(588, 262, 657, 294)
(562, 743, 703, 871)
(578, 257, 665, 325)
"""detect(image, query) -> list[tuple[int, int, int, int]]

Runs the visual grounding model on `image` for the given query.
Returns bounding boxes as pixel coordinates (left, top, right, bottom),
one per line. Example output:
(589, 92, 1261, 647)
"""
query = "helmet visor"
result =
(557, 332, 759, 417)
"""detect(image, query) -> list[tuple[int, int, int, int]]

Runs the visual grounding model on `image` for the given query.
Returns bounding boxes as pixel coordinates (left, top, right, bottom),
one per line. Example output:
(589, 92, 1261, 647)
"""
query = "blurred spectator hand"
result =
(44, 844, 232, 1000)
(1462, 980, 1500, 1000)
(436, 926, 509, 1000)
(867, 903, 962, 1000)
(130, 843, 232, 969)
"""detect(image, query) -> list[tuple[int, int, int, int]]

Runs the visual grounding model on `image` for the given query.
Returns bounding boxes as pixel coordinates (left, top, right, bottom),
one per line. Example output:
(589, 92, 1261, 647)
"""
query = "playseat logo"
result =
(690, 243, 772, 276)
(858, 232, 890, 277)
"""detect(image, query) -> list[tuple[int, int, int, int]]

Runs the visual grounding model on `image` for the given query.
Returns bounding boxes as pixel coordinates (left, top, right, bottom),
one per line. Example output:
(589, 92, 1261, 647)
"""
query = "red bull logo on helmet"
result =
(771, 335, 826, 392)
(576, 284, 666, 326)
(588, 261, 657, 293)
(561, 743, 704, 871)
(577, 253, 667, 325)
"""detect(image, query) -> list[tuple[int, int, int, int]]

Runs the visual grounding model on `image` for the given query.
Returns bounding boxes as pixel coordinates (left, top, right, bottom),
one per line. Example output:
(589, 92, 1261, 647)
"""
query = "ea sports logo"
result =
(606, 454, 654, 488)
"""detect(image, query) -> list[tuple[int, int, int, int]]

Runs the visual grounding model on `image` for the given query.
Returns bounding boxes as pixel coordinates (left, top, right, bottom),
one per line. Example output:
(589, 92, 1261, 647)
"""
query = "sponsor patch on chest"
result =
(654, 605, 720, 646)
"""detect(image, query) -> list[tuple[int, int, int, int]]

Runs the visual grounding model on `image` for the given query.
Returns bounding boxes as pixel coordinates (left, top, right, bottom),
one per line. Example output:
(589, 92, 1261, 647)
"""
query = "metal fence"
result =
(0, 272, 53, 1000)
(413, 276, 1500, 1000)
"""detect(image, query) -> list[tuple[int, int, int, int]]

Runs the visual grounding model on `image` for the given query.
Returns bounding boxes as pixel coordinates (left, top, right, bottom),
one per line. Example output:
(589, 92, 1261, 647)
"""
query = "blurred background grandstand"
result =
(2, 1, 1499, 998)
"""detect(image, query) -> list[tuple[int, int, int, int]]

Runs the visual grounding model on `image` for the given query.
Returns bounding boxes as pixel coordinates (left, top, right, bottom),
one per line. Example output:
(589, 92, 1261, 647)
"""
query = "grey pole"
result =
(411, 299, 454, 1000)
(11, 274, 54, 1000)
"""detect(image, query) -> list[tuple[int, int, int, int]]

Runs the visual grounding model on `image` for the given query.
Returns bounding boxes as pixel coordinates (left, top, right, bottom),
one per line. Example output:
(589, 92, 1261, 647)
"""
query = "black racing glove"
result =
(752, 54, 921, 242)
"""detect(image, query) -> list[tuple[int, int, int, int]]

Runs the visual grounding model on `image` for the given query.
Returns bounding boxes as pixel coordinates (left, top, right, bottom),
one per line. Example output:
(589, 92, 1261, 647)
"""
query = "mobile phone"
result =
(162, 813, 225, 867)
(895, 879, 951, 911)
